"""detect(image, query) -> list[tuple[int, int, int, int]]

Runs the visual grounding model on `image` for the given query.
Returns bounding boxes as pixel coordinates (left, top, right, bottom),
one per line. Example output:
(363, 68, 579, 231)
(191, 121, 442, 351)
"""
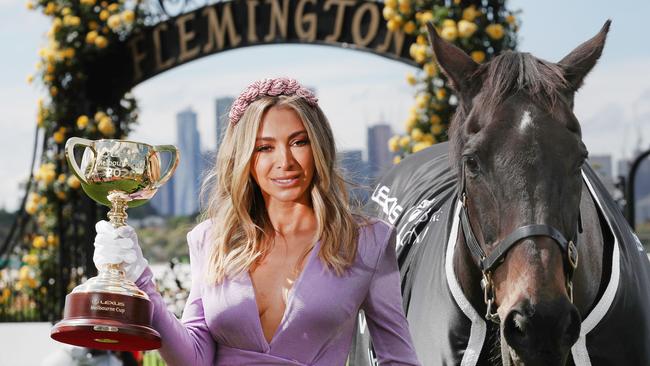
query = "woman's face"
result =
(250, 105, 315, 206)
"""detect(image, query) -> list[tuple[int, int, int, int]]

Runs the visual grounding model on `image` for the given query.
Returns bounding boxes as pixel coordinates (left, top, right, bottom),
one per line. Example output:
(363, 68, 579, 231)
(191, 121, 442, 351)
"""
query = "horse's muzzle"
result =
(502, 297, 581, 366)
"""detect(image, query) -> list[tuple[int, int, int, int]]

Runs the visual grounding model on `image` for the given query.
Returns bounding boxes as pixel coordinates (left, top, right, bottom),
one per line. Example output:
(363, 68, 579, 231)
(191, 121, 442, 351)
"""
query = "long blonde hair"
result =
(200, 95, 359, 283)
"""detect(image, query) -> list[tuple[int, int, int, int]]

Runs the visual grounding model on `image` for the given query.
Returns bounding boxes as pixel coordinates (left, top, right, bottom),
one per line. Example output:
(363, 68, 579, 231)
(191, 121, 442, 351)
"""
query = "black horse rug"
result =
(351, 141, 650, 365)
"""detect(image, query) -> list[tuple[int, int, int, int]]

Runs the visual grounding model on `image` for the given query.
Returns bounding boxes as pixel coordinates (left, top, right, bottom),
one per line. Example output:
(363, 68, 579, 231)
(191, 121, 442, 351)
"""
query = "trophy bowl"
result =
(50, 138, 179, 351)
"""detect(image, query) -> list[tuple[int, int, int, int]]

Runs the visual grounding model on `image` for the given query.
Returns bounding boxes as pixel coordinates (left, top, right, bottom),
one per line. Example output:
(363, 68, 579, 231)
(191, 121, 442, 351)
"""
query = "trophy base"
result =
(51, 290, 161, 351)
(50, 318, 161, 351)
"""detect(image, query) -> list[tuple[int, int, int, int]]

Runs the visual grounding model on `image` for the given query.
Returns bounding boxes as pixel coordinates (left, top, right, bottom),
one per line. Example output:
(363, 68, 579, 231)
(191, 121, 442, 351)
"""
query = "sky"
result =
(0, 0, 649, 211)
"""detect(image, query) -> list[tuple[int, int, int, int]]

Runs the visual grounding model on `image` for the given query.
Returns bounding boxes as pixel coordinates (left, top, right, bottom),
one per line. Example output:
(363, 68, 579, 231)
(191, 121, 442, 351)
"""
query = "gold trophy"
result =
(51, 138, 179, 351)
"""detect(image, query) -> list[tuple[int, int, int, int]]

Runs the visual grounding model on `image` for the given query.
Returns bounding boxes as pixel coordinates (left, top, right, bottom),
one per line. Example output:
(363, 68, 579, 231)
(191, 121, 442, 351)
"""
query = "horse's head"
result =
(427, 21, 610, 365)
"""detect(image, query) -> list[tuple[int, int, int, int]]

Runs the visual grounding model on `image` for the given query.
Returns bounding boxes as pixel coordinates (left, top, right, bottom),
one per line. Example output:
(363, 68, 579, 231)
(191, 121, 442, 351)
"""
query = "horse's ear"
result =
(426, 22, 478, 95)
(557, 20, 611, 91)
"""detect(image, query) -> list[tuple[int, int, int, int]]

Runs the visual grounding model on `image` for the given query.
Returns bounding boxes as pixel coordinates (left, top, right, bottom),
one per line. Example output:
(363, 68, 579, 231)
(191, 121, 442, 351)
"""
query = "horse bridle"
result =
(458, 161, 581, 323)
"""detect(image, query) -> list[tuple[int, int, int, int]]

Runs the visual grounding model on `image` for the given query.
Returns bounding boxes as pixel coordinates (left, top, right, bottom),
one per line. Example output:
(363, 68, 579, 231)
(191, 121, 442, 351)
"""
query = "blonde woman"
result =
(93, 77, 420, 365)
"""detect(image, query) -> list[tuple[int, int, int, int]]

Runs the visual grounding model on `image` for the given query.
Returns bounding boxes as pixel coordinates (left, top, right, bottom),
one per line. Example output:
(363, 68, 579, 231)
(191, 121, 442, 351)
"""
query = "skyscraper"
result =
(150, 176, 175, 217)
(338, 149, 370, 203)
(175, 107, 202, 216)
(367, 123, 393, 180)
(215, 97, 234, 153)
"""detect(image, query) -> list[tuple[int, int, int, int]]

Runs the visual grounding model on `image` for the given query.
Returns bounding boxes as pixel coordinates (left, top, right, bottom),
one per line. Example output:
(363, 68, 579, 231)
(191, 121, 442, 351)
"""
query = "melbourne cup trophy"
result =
(50, 137, 179, 351)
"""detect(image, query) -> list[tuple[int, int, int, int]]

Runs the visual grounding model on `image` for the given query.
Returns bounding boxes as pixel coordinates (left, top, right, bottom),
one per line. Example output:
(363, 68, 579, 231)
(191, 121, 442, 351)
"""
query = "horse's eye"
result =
(464, 156, 480, 175)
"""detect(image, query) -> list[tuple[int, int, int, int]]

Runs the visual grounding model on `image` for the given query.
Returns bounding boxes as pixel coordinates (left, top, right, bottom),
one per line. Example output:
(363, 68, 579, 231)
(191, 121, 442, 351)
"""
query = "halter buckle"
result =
(481, 272, 500, 323)
(566, 279, 574, 303)
(568, 240, 578, 270)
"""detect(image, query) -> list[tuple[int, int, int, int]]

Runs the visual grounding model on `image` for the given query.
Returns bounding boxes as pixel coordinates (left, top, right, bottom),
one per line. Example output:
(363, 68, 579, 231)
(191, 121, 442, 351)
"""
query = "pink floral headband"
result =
(228, 77, 319, 126)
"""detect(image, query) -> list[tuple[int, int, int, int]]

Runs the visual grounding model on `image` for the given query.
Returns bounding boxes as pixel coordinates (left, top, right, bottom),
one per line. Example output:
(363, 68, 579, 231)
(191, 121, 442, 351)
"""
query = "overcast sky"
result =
(1, 0, 649, 211)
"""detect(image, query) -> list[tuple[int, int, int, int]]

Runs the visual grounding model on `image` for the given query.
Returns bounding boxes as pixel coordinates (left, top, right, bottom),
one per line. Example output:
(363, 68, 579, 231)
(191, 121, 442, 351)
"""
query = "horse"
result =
(350, 21, 650, 366)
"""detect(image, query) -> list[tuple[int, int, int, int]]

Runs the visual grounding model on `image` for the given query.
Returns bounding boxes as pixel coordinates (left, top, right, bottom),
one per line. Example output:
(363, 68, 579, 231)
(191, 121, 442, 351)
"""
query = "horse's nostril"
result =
(512, 311, 528, 333)
(503, 309, 529, 349)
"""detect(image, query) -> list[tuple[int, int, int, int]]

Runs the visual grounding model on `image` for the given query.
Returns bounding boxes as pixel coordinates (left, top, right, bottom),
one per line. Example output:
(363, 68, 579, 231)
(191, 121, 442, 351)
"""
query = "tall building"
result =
(367, 123, 393, 180)
(175, 107, 202, 216)
(150, 176, 175, 217)
(215, 97, 234, 153)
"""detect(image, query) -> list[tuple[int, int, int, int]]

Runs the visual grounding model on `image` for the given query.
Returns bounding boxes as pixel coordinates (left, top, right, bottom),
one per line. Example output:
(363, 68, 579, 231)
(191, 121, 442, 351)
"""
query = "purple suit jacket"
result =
(136, 219, 420, 365)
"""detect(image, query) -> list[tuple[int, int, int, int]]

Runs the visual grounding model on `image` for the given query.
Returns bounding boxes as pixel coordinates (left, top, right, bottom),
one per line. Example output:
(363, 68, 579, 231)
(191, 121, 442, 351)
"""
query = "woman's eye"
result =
(292, 139, 309, 147)
(255, 145, 272, 152)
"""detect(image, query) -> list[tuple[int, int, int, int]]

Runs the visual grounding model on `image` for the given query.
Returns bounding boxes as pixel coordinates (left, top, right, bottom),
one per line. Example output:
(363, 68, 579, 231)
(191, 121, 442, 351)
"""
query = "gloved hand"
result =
(93, 220, 148, 282)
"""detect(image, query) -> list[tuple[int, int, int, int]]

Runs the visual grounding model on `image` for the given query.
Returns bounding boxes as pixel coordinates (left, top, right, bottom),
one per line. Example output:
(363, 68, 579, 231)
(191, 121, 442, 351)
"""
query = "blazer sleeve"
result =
(135, 225, 217, 366)
(361, 223, 421, 366)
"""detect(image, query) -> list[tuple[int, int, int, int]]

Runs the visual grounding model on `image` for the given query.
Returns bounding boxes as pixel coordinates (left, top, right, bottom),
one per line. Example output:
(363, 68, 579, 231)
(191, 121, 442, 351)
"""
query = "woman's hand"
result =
(93, 220, 149, 282)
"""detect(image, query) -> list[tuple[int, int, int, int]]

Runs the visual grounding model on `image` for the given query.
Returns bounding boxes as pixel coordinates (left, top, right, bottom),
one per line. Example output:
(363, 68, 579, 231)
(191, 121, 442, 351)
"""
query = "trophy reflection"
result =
(50, 138, 179, 351)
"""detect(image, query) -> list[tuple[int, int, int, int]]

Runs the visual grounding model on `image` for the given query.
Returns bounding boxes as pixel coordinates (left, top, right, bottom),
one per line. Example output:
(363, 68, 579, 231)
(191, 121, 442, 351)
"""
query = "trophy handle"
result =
(65, 137, 94, 184)
(152, 145, 179, 188)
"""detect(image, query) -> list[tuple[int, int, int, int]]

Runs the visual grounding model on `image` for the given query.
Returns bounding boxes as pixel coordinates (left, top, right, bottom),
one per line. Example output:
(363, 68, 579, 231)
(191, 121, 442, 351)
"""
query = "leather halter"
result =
(458, 161, 580, 323)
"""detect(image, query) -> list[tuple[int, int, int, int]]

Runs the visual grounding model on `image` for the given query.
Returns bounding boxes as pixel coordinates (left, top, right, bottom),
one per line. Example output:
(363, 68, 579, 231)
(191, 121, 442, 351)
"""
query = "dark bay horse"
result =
(351, 21, 650, 365)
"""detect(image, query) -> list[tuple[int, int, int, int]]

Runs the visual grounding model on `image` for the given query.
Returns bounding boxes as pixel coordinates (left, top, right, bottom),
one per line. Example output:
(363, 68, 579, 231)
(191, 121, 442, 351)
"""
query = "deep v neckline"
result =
(246, 240, 320, 349)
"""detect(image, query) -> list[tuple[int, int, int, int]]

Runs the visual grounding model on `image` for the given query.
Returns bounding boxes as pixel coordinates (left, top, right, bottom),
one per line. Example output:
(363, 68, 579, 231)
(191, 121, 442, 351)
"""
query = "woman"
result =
(94, 77, 420, 365)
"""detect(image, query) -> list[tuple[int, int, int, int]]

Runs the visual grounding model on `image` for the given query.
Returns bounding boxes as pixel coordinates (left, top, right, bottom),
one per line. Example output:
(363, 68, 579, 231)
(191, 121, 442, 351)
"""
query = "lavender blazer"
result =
(136, 219, 420, 365)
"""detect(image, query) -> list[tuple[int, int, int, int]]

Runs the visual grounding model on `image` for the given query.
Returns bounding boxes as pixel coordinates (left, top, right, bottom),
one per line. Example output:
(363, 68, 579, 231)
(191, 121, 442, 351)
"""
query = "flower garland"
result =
(384, 0, 519, 163)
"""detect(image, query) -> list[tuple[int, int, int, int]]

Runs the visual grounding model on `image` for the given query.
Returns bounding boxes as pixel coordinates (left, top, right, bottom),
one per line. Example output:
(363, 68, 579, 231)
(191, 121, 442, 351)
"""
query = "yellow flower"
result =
(23, 254, 39, 266)
(405, 114, 417, 132)
(398, 0, 411, 14)
(63, 15, 81, 27)
(27, 74, 34, 84)
(430, 114, 441, 125)
(412, 141, 432, 153)
(458, 20, 478, 38)
(99, 10, 109, 21)
(62, 48, 75, 59)
(19, 266, 32, 281)
(422, 133, 436, 144)
(56, 191, 66, 200)
(506, 14, 516, 25)
(399, 136, 411, 149)
(436, 88, 447, 100)
(388, 135, 400, 152)
(76, 115, 89, 129)
(442, 19, 456, 28)
(121, 10, 135, 24)
(387, 19, 399, 32)
(67, 175, 81, 189)
(403, 21, 416, 34)
(81, 0, 96, 5)
(25, 201, 38, 215)
(57, 174, 66, 183)
(32, 236, 46, 249)
(431, 123, 444, 135)
(423, 62, 437, 77)
(88, 21, 99, 30)
(383, 6, 396, 20)
(50, 86, 58, 97)
(1, 288, 10, 303)
(393, 155, 402, 164)
(98, 116, 115, 136)
(85, 30, 98, 44)
(44, 2, 56, 15)
(418, 11, 434, 23)
(406, 72, 417, 86)
(384, 0, 397, 9)
(95, 35, 108, 49)
(107, 3, 119, 12)
(440, 26, 458, 42)
(61, 7, 71, 15)
(107, 14, 121, 30)
(416, 35, 428, 45)
(26, 1, 34, 10)
(471, 50, 486, 63)
(53, 128, 65, 143)
(485, 23, 505, 40)
(411, 128, 424, 142)
(94, 111, 107, 121)
(462, 5, 480, 22)
(415, 93, 430, 109)
(47, 234, 59, 247)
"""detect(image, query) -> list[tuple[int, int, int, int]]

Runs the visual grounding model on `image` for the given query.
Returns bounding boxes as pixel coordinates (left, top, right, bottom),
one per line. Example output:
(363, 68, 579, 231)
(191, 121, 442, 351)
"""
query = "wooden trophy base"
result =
(51, 291, 161, 351)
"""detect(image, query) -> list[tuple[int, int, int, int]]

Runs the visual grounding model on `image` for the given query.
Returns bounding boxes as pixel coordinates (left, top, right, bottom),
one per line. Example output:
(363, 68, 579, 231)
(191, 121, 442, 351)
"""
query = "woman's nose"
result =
(276, 145, 296, 169)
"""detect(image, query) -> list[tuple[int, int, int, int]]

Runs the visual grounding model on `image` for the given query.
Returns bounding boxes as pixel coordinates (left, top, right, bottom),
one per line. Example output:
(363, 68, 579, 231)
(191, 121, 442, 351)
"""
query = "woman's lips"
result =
(271, 176, 300, 187)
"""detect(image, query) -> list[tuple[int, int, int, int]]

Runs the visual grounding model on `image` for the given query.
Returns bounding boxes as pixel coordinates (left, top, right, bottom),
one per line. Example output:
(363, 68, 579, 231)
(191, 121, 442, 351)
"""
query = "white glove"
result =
(93, 220, 148, 282)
